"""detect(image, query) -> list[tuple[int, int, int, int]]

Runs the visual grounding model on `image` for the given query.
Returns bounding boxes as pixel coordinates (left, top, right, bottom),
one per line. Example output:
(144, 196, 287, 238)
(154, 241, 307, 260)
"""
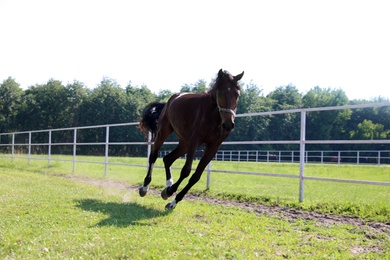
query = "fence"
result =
(159, 149, 390, 165)
(0, 122, 146, 175)
(1, 102, 390, 202)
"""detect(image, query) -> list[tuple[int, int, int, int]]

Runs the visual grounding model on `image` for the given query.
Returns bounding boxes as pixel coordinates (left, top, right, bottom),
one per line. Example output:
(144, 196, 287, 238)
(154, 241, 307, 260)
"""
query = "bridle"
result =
(216, 90, 237, 117)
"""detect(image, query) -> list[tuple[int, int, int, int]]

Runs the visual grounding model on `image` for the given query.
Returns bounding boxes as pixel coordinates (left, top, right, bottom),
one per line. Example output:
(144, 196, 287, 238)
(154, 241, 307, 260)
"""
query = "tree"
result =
(229, 81, 273, 149)
(64, 81, 89, 127)
(180, 79, 207, 93)
(348, 97, 390, 140)
(350, 119, 390, 140)
(157, 89, 174, 102)
(0, 77, 24, 133)
(18, 79, 70, 131)
(266, 85, 303, 149)
(302, 87, 351, 149)
(79, 78, 127, 126)
(125, 83, 156, 121)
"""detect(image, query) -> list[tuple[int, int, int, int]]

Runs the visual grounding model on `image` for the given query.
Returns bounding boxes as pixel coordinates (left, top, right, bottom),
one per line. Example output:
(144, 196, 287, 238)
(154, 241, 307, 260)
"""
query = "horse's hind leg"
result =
(139, 146, 159, 197)
(139, 127, 172, 197)
(160, 141, 188, 199)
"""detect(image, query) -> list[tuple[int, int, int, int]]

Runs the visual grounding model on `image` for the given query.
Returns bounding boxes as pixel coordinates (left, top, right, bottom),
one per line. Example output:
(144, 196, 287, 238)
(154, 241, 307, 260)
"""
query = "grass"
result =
(0, 165, 389, 259)
(1, 155, 390, 222)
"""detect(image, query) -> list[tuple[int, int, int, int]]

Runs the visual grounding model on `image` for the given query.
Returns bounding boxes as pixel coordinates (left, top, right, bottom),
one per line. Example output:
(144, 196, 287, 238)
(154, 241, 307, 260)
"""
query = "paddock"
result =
(1, 103, 390, 258)
(1, 102, 390, 203)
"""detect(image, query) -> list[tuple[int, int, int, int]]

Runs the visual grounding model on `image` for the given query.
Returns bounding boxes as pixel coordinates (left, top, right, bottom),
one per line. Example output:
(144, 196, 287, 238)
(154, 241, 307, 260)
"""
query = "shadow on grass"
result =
(75, 199, 172, 227)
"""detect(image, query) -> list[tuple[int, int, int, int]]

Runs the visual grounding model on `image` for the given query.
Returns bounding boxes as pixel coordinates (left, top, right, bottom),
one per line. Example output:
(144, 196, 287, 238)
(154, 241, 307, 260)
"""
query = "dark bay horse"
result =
(138, 69, 244, 209)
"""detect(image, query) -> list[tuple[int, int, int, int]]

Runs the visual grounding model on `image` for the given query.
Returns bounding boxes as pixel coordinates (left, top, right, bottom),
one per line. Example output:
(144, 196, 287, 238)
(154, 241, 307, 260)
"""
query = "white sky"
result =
(0, 0, 389, 100)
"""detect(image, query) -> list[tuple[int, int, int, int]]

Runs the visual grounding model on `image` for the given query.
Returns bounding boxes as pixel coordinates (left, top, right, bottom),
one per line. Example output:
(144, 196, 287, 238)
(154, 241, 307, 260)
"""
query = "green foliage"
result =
(230, 81, 273, 149)
(80, 78, 127, 125)
(180, 79, 207, 93)
(156, 89, 174, 102)
(303, 87, 352, 144)
(64, 81, 89, 127)
(0, 76, 389, 154)
(266, 85, 303, 148)
(0, 77, 24, 132)
(350, 119, 390, 140)
(125, 83, 156, 120)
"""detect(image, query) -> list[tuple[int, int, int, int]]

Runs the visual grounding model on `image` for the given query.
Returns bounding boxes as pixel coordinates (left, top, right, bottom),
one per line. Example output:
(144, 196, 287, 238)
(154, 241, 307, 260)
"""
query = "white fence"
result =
(159, 149, 390, 165)
(1, 102, 390, 202)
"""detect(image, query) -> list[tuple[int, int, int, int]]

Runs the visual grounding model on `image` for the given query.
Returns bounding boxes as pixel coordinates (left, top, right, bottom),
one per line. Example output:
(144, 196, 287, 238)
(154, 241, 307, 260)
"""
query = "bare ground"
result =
(66, 176, 390, 237)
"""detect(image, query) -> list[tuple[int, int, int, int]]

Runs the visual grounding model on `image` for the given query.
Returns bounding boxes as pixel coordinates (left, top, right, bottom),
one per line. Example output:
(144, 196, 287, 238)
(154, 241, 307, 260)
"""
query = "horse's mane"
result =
(206, 70, 241, 99)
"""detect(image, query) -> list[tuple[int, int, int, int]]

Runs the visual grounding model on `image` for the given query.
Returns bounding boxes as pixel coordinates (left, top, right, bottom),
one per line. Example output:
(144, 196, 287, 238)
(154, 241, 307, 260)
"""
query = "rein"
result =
(216, 91, 236, 117)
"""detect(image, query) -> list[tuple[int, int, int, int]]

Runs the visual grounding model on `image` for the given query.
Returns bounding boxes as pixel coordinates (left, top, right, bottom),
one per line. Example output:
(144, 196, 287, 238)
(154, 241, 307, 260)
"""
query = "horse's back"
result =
(165, 92, 209, 118)
(161, 92, 219, 142)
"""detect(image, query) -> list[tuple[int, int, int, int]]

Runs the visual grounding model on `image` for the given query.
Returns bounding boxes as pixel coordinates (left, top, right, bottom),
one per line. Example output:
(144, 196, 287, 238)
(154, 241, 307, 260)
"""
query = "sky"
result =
(0, 0, 389, 100)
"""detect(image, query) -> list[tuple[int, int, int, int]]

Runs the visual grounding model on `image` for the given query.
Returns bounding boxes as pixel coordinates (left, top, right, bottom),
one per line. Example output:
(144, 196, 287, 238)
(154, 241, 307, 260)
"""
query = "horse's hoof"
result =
(165, 200, 176, 210)
(161, 187, 170, 200)
(139, 186, 148, 197)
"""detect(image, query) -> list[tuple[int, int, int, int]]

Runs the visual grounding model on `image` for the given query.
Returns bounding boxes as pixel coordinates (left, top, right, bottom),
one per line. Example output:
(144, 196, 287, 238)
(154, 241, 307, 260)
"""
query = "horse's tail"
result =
(138, 101, 166, 139)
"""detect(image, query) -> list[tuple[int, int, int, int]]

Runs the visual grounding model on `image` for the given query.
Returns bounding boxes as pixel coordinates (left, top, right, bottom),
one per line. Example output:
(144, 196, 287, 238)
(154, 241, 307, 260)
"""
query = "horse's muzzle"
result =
(222, 122, 235, 131)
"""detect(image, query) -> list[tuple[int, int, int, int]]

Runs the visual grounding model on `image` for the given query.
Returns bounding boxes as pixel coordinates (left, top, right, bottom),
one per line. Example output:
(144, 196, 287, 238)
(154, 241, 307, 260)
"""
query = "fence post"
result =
(206, 162, 211, 190)
(11, 133, 15, 162)
(378, 151, 381, 165)
(73, 129, 77, 173)
(338, 151, 341, 165)
(357, 151, 360, 165)
(104, 126, 109, 177)
(299, 111, 306, 203)
(48, 130, 52, 167)
(28, 132, 31, 165)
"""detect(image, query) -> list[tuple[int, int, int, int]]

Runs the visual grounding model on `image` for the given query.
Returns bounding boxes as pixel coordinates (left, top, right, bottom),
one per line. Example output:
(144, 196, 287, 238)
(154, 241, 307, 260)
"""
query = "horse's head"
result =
(213, 69, 244, 132)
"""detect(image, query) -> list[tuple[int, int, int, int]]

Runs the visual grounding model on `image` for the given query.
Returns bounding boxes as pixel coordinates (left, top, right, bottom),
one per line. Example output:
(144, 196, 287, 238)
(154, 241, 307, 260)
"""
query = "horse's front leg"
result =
(165, 145, 219, 210)
(160, 142, 187, 199)
(162, 142, 198, 201)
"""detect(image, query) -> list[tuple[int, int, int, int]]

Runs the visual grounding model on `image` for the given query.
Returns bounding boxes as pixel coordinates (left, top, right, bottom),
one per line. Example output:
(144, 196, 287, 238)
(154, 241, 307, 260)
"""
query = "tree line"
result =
(1, 76, 389, 156)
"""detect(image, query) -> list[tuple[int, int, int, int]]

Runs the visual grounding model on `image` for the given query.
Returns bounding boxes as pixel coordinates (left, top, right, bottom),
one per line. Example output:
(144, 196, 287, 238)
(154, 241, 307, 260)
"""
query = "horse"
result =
(138, 69, 244, 209)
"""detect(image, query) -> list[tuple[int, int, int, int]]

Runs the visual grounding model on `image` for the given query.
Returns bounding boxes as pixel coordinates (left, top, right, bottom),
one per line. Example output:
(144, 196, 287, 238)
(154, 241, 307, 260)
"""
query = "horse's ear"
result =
(234, 71, 244, 81)
(218, 69, 224, 78)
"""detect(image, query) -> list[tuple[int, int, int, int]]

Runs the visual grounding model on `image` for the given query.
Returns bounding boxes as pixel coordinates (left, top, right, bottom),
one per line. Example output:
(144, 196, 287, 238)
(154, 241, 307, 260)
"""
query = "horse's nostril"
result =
(222, 122, 234, 131)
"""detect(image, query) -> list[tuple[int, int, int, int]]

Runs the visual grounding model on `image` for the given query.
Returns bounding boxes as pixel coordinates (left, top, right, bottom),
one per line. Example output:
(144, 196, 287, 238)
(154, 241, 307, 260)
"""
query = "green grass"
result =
(1, 155, 390, 222)
(0, 165, 389, 259)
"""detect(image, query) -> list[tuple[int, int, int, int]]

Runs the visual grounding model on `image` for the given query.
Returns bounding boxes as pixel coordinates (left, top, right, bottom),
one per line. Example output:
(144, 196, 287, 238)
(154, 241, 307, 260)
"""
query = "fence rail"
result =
(1, 102, 390, 202)
(159, 149, 390, 165)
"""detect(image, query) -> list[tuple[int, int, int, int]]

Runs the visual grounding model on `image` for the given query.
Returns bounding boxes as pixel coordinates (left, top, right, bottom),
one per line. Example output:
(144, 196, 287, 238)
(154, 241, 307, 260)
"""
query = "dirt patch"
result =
(67, 176, 390, 236)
